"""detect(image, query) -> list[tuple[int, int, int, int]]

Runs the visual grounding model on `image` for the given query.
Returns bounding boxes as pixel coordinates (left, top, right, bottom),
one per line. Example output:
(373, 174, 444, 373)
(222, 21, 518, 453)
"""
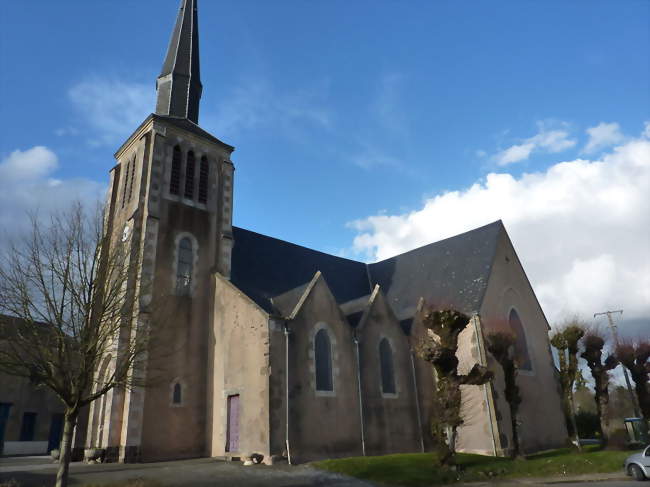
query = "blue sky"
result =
(0, 1, 648, 333)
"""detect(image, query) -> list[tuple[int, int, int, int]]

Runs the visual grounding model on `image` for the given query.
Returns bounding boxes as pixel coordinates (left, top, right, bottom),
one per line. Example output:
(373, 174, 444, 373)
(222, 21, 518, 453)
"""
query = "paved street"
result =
(0, 456, 637, 487)
(0, 456, 374, 487)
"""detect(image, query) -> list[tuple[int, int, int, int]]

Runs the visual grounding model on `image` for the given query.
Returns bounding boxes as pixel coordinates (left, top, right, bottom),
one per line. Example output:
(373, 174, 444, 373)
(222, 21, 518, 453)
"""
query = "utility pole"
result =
(594, 310, 641, 418)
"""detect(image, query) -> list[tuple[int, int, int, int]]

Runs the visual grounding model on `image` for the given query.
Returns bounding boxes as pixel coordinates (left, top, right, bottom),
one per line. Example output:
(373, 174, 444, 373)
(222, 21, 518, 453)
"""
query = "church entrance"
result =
(226, 395, 240, 453)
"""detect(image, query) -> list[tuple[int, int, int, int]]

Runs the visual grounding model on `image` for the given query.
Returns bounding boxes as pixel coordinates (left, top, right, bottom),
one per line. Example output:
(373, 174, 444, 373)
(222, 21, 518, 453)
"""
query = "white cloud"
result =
(68, 78, 154, 146)
(0, 147, 105, 239)
(583, 122, 625, 154)
(350, 123, 650, 330)
(494, 122, 576, 166)
(0, 147, 58, 182)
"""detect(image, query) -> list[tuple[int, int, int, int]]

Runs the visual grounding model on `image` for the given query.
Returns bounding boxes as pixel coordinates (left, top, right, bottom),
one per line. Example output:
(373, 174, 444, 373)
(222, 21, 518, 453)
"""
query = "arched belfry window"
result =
(184, 151, 195, 199)
(315, 329, 333, 392)
(198, 156, 209, 204)
(379, 338, 396, 394)
(176, 237, 193, 295)
(172, 383, 182, 405)
(170, 145, 181, 195)
(509, 309, 532, 371)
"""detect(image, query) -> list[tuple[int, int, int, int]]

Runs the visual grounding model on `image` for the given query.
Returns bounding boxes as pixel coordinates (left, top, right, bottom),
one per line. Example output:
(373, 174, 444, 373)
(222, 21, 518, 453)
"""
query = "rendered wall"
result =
(208, 275, 271, 460)
(479, 231, 567, 454)
(357, 291, 422, 455)
(281, 277, 363, 462)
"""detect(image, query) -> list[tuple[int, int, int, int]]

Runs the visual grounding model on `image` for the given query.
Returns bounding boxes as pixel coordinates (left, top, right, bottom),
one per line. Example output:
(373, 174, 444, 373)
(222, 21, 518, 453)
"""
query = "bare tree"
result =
(550, 320, 585, 450)
(615, 339, 650, 440)
(415, 308, 492, 466)
(580, 329, 618, 446)
(0, 203, 149, 487)
(486, 331, 522, 458)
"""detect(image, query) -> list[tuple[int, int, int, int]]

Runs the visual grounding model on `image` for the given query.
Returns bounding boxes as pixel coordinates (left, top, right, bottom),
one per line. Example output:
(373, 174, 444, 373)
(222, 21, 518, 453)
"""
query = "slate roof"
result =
(156, 0, 202, 123)
(368, 221, 504, 317)
(229, 221, 504, 321)
(230, 227, 371, 313)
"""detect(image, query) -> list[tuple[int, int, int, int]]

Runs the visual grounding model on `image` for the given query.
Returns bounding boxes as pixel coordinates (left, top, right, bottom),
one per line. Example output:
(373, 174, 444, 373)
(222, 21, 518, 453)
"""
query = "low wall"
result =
(3, 441, 49, 456)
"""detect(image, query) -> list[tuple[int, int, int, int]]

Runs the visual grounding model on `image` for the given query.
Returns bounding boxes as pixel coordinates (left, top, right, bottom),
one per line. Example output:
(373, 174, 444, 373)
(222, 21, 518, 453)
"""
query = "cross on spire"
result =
(156, 0, 202, 124)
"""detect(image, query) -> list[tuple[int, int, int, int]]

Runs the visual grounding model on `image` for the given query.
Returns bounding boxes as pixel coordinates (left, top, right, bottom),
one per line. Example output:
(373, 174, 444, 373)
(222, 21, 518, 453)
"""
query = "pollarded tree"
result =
(415, 308, 493, 466)
(0, 204, 154, 487)
(616, 340, 650, 429)
(550, 321, 585, 449)
(486, 331, 522, 458)
(580, 330, 618, 446)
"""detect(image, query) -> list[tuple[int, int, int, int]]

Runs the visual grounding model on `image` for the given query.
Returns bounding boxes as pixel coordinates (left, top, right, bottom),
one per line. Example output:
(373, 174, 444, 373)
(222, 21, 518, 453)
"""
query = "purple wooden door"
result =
(226, 395, 240, 452)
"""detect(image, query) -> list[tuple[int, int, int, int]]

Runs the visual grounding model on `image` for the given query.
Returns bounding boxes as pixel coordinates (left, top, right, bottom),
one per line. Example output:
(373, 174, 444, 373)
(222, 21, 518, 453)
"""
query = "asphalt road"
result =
(0, 456, 639, 487)
(0, 456, 374, 487)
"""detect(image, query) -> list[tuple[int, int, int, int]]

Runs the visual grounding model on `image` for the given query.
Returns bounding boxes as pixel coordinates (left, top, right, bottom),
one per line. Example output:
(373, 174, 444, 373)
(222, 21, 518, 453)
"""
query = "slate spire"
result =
(156, 0, 203, 124)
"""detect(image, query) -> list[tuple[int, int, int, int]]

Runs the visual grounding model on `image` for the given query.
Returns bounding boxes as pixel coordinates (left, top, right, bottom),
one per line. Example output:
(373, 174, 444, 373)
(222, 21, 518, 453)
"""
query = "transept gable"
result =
(355, 286, 405, 340)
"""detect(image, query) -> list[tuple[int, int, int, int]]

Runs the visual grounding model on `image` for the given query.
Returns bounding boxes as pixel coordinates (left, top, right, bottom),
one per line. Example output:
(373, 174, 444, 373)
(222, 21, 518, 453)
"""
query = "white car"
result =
(626, 445, 650, 481)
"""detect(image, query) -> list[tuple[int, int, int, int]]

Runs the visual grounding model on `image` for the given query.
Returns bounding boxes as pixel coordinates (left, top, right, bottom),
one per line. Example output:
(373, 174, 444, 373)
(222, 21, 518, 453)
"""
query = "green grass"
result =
(312, 446, 631, 486)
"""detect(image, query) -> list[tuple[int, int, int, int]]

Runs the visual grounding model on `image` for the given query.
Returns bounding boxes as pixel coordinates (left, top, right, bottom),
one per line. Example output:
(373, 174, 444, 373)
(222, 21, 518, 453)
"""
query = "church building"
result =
(86, 0, 567, 464)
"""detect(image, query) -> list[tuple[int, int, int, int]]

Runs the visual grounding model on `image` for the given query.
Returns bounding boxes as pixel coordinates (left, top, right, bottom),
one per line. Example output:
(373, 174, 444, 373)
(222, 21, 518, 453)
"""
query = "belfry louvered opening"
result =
(198, 156, 209, 204)
(170, 145, 181, 195)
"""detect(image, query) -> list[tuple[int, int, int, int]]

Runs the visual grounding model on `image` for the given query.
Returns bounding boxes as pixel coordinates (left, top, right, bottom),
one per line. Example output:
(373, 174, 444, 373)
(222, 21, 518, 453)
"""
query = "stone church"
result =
(86, 0, 567, 464)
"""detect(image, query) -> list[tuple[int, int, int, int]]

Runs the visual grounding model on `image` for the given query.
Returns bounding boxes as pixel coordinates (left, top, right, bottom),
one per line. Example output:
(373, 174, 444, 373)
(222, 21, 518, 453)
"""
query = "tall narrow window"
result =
(315, 329, 333, 392)
(170, 145, 181, 195)
(198, 156, 209, 204)
(127, 155, 136, 202)
(19, 412, 37, 441)
(184, 151, 195, 199)
(121, 159, 132, 209)
(172, 383, 182, 405)
(379, 338, 396, 394)
(509, 309, 532, 371)
(176, 237, 193, 295)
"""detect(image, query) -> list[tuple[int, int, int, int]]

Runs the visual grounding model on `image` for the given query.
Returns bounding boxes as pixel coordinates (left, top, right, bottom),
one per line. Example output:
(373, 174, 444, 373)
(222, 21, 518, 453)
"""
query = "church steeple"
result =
(156, 0, 202, 124)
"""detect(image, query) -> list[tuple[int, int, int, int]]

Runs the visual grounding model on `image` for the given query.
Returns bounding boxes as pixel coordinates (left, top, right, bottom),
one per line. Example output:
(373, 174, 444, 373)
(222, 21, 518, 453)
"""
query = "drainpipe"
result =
(353, 335, 366, 456)
(472, 314, 498, 457)
(284, 323, 292, 465)
(409, 349, 425, 453)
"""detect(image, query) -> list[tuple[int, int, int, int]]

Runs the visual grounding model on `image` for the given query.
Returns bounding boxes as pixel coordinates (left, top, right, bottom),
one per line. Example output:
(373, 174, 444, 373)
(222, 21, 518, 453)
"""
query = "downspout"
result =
(353, 335, 366, 456)
(283, 322, 292, 465)
(472, 314, 498, 457)
(409, 349, 425, 453)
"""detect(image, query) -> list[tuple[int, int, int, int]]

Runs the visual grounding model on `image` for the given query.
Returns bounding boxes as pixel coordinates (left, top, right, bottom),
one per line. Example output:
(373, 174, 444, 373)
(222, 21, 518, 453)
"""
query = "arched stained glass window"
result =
(379, 338, 396, 394)
(184, 151, 195, 199)
(170, 145, 181, 195)
(172, 383, 182, 405)
(509, 309, 532, 371)
(198, 156, 209, 204)
(315, 329, 333, 392)
(176, 237, 193, 295)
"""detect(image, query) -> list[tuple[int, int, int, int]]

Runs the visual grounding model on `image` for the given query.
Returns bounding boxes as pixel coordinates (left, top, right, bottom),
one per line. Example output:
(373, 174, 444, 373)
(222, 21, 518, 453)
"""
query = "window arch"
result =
(198, 156, 209, 204)
(176, 237, 193, 295)
(172, 383, 182, 405)
(379, 338, 396, 394)
(509, 308, 532, 371)
(315, 329, 333, 392)
(170, 145, 181, 195)
(184, 151, 195, 199)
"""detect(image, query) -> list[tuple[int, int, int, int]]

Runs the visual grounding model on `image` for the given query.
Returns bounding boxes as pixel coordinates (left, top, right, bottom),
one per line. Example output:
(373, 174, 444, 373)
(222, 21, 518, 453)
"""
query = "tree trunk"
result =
(510, 409, 521, 458)
(55, 408, 78, 487)
(568, 393, 582, 452)
(599, 392, 610, 448)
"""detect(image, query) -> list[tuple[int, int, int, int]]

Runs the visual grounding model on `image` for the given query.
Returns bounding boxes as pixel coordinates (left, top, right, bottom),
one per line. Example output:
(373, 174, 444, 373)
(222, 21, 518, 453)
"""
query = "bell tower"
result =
(87, 0, 235, 462)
